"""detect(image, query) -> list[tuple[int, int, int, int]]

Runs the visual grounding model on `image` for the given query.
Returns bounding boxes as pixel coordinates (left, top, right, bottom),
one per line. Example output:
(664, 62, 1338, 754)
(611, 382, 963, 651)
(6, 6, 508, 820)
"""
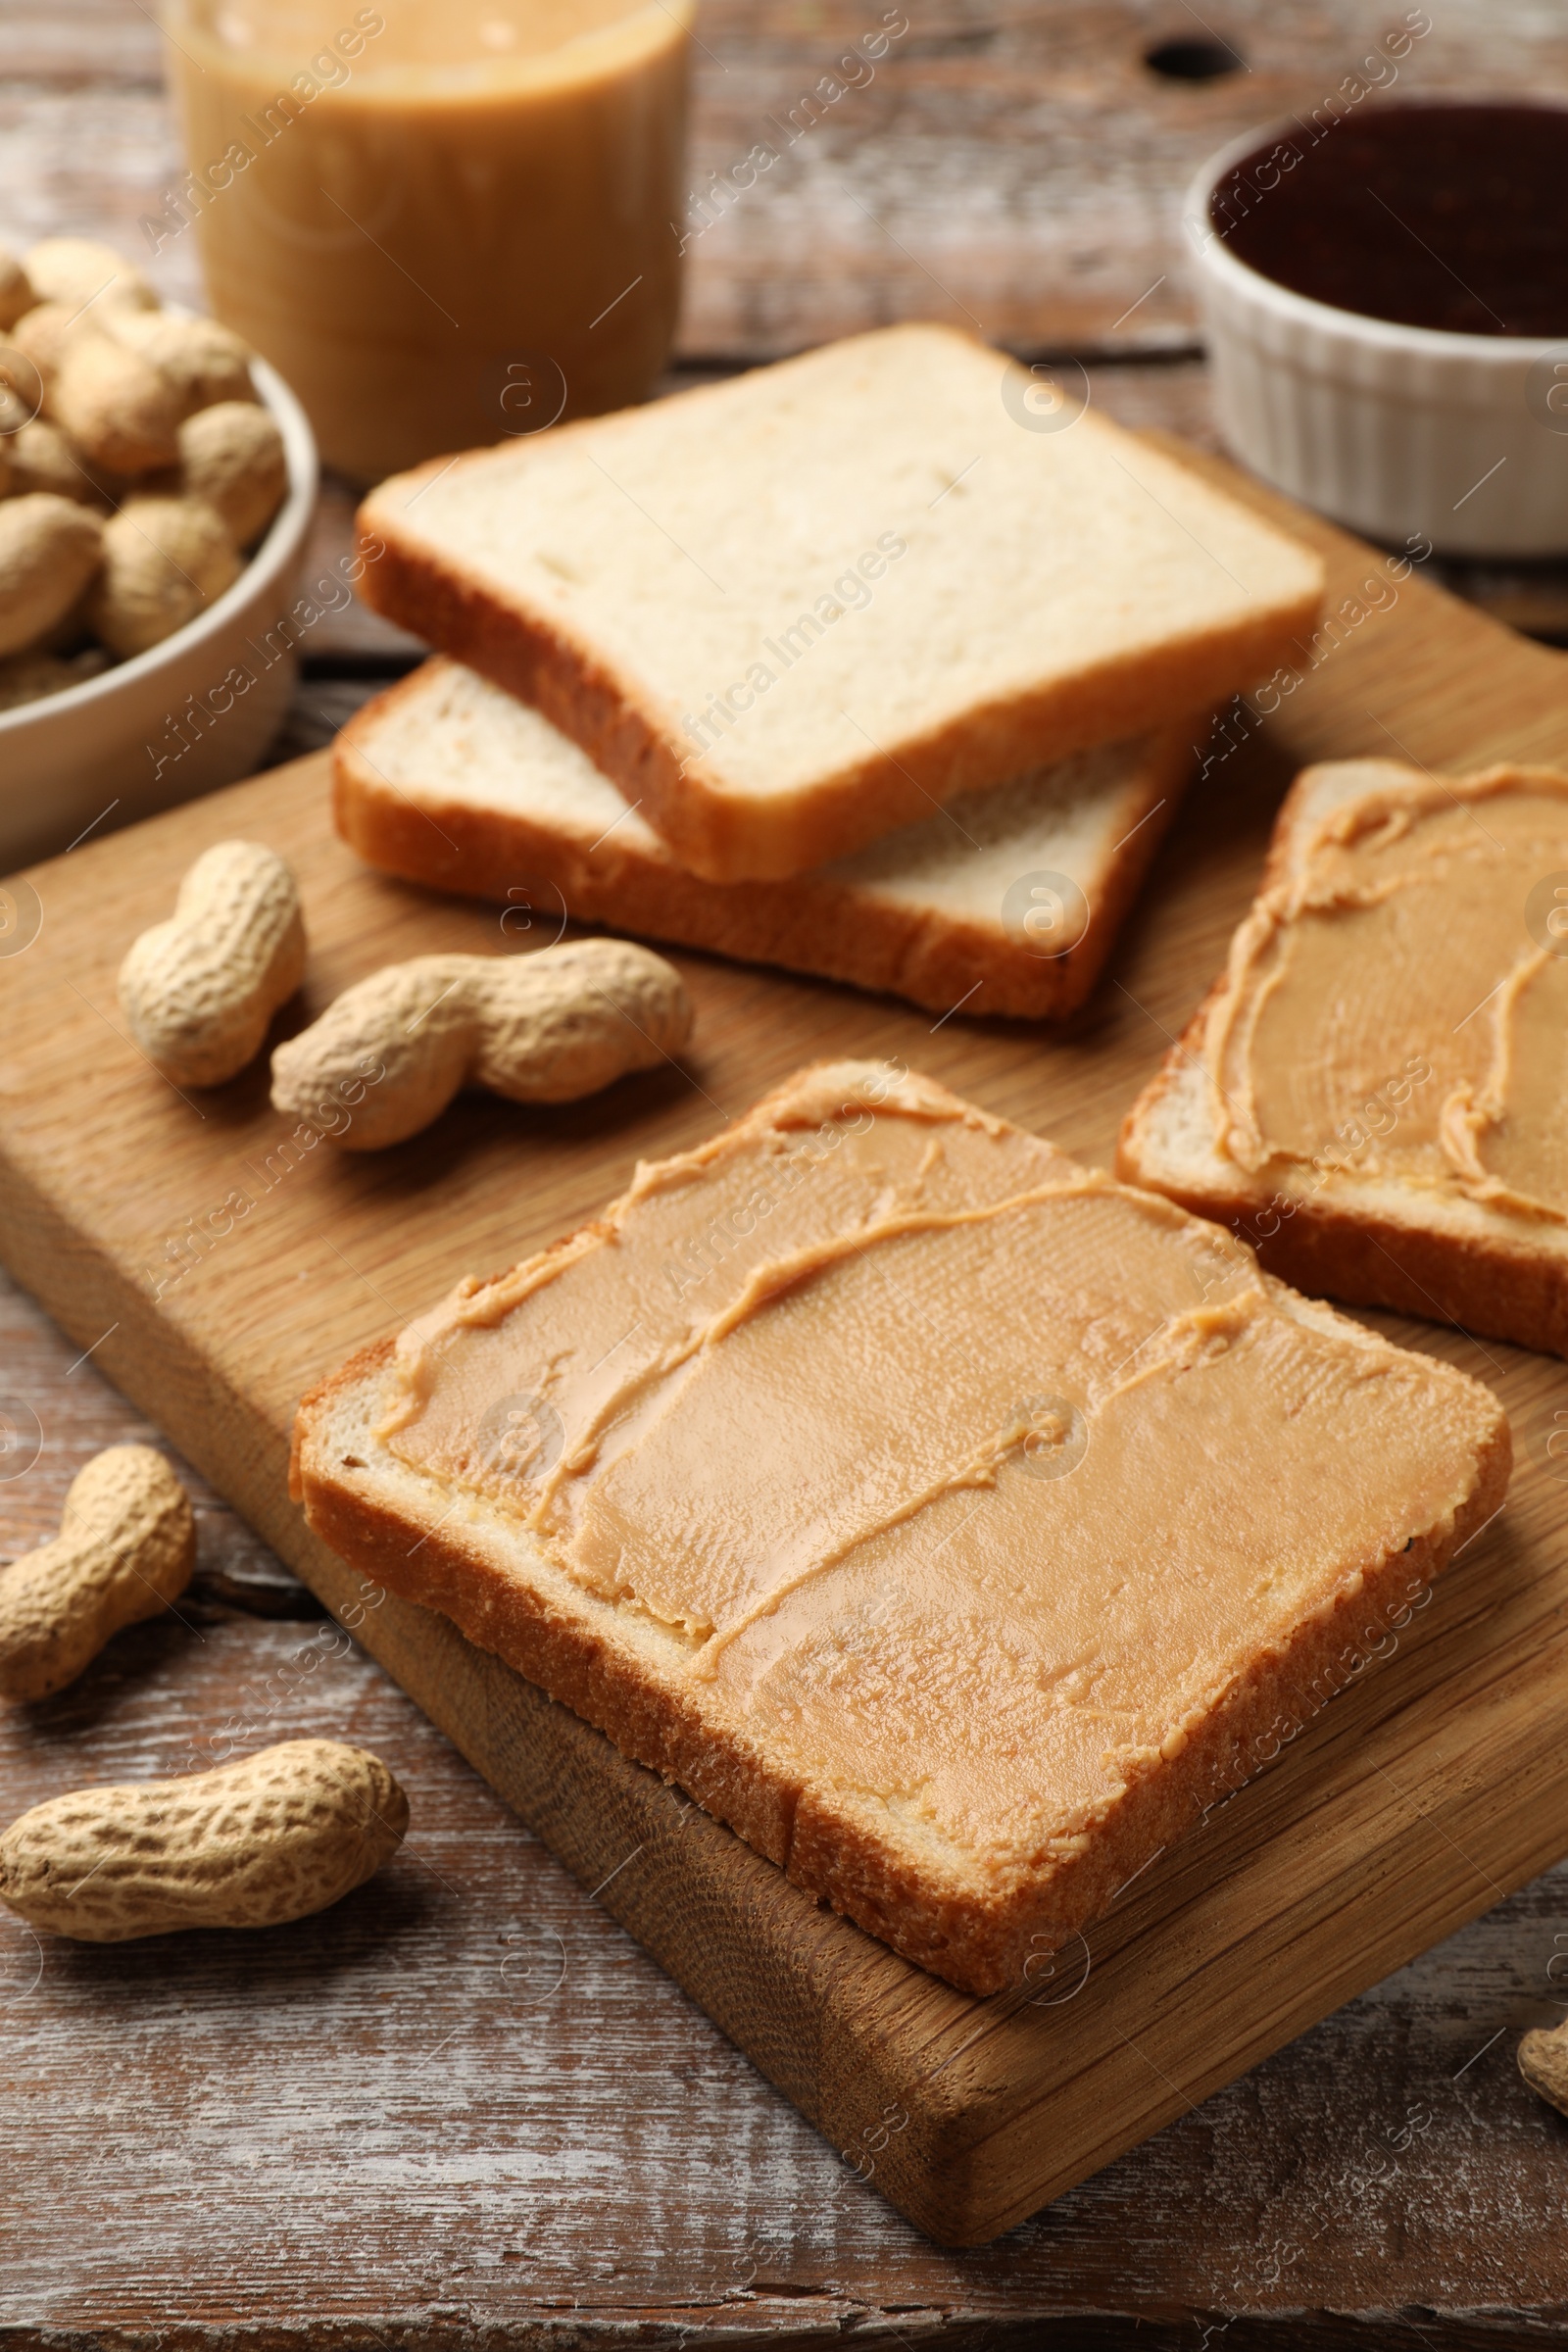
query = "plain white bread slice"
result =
(356, 324, 1325, 883)
(1117, 757, 1568, 1356)
(333, 657, 1201, 1021)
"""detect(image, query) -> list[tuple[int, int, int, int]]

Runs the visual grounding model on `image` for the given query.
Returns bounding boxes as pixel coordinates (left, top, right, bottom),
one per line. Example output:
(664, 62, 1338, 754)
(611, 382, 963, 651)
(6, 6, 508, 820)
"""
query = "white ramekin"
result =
(1185, 119, 1568, 557)
(0, 351, 318, 872)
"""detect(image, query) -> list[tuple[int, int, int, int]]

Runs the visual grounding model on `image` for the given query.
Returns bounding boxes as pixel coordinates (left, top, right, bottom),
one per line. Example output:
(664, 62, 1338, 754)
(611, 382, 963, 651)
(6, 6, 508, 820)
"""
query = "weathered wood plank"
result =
(2, 1250, 1564, 2340)
(6, 2, 1568, 2329)
(3, 450, 1568, 2285)
(11, 2, 1568, 359)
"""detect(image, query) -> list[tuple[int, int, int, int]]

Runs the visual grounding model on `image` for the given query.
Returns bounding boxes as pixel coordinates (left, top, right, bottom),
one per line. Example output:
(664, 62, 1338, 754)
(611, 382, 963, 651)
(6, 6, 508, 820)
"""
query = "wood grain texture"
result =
(0, 1493, 1561, 2347)
(11, 0, 1568, 361)
(7, 2, 1568, 2319)
(4, 1272, 1568, 2345)
(1, 452, 1567, 2263)
(9, 0, 1568, 695)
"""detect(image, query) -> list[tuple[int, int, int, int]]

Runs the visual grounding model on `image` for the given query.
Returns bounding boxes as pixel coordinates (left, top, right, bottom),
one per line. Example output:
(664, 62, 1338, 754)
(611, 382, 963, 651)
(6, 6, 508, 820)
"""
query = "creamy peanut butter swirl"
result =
(376, 1064, 1490, 1871)
(1206, 761, 1568, 1223)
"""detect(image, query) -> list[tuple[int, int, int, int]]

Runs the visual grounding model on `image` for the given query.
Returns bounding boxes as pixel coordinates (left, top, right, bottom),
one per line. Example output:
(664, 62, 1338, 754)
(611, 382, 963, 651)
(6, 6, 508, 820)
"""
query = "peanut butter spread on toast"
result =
(1207, 763, 1568, 1223)
(372, 1064, 1491, 1875)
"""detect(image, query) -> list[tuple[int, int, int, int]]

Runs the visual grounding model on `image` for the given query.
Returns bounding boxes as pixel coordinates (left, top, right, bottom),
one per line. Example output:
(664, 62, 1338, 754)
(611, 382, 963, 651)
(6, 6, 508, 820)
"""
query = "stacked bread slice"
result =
(345, 324, 1325, 1016)
(335, 660, 1201, 1020)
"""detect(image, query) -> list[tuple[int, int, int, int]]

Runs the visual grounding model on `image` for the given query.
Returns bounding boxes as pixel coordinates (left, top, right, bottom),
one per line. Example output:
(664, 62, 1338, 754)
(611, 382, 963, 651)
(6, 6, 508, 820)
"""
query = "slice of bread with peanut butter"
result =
(291, 1061, 1508, 1995)
(1118, 758, 1568, 1358)
(354, 323, 1324, 884)
(332, 656, 1200, 1021)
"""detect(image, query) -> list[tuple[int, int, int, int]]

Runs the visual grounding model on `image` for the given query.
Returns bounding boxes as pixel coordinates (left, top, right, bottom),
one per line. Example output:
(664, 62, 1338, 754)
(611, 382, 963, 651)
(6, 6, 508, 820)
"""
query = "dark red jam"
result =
(1209, 102, 1568, 338)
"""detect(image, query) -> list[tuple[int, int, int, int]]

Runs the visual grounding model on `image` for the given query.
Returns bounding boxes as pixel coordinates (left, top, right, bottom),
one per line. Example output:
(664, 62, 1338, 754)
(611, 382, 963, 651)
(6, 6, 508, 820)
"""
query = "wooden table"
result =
(5, 4, 1568, 2341)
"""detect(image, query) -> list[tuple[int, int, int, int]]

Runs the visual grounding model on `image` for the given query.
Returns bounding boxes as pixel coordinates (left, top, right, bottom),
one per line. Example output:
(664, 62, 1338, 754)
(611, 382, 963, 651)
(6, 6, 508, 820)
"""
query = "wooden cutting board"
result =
(1, 445, 1566, 2247)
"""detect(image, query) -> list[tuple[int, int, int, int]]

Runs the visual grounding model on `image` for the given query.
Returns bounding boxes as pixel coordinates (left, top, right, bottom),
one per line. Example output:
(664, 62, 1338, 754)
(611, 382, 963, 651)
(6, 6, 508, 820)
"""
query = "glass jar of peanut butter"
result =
(158, 1, 694, 482)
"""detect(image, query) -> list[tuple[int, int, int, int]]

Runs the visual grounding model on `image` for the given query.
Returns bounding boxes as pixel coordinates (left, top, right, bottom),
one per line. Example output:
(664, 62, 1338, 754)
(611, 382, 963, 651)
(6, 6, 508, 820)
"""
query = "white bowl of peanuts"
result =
(0, 236, 318, 871)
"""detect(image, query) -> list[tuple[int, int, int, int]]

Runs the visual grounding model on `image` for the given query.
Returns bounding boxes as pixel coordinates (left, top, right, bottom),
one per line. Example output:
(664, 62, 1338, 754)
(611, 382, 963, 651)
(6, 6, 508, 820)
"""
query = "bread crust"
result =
(331, 670, 1197, 1021)
(1116, 763, 1568, 1359)
(1117, 1133, 1568, 1357)
(355, 507, 1315, 884)
(354, 330, 1325, 883)
(291, 1288, 1511, 1996)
